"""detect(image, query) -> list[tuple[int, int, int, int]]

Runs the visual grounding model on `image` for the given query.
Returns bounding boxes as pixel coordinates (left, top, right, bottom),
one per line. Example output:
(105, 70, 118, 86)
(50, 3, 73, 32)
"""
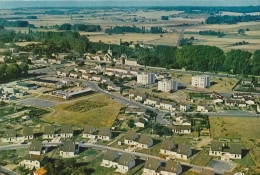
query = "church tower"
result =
(108, 46, 112, 56)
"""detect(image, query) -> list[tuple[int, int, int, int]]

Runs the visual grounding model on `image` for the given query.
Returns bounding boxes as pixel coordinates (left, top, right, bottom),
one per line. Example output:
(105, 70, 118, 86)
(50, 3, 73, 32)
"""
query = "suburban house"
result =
(233, 92, 252, 98)
(209, 141, 242, 160)
(92, 75, 104, 82)
(257, 104, 260, 113)
(156, 100, 176, 111)
(236, 100, 247, 107)
(19, 154, 47, 170)
(29, 141, 44, 155)
(173, 116, 191, 126)
(60, 125, 74, 138)
(176, 143, 192, 159)
(197, 104, 212, 113)
(213, 97, 224, 104)
(168, 125, 191, 134)
(22, 127, 34, 140)
(81, 73, 92, 80)
(43, 126, 56, 139)
(30, 79, 64, 88)
(82, 125, 97, 139)
(134, 118, 147, 128)
(135, 93, 147, 102)
(200, 168, 215, 175)
(143, 158, 161, 175)
(244, 97, 255, 105)
(2, 129, 16, 142)
(179, 104, 190, 111)
(116, 154, 136, 174)
(225, 100, 237, 107)
(101, 150, 120, 168)
(129, 91, 138, 100)
(97, 127, 112, 140)
(60, 141, 77, 158)
(107, 83, 121, 91)
(144, 97, 161, 106)
(136, 134, 153, 148)
(124, 131, 139, 145)
(160, 140, 176, 155)
(33, 167, 47, 175)
(104, 70, 115, 76)
(160, 160, 182, 175)
(16, 82, 37, 90)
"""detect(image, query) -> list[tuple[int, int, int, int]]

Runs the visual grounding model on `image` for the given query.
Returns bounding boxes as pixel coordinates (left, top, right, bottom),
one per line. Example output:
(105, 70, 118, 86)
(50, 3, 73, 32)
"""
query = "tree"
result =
(0, 64, 7, 82)
(19, 62, 29, 75)
(238, 29, 245, 35)
(6, 63, 21, 79)
(64, 158, 76, 168)
(252, 50, 260, 75)
(127, 119, 135, 128)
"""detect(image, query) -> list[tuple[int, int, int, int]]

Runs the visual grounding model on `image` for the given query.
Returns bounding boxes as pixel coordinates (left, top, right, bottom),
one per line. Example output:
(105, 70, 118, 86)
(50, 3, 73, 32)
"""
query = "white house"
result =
(82, 125, 97, 139)
(116, 155, 136, 174)
(176, 143, 192, 159)
(97, 127, 112, 140)
(160, 160, 182, 175)
(124, 131, 139, 145)
(160, 140, 176, 155)
(168, 126, 191, 134)
(156, 100, 176, 111)
(135, 93, 147, 101)
(60, 125, 74, 138)
(158, 79, 178, 92)
(192, 75, 210, 88)
(137, 72, 155, 85)
(257, 104, 260, 113)
(134, 118, 146, 128)
(137, 134, 153, 148)
(60, 141, 77, 158)
(2, 129, 16, 142)
(101, 150, 120, 168)
(81, 73, 92, 80)
(29, 141, 43, 155)
(180, 104, 190, 111)
(43, 126, 56, 139)
(144, 97, 161, 106)
(197, 104, 212, 113)
(143, 158, 161, 175)
(19, 154, 47, 170)
(22, 127, 34, 140)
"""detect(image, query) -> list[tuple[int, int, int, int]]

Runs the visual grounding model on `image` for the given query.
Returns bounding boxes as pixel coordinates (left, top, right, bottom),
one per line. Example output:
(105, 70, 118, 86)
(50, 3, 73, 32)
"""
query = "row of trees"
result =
(105, 26, 163, 34)
(58, 23, 101, 32)
(205, 15, 260, 24)
(199, 30, 225, 37)
(0, 62, 29, 83)
(0, 19, 35, 28)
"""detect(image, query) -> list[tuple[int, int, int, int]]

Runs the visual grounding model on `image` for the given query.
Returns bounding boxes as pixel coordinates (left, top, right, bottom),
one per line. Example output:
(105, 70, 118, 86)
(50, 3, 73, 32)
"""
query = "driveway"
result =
(207, 159, 235, 174)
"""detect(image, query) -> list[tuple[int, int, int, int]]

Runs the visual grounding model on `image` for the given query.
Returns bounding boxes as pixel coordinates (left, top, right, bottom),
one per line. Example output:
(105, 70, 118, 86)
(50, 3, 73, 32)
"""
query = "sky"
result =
(0, 0, 259, 9)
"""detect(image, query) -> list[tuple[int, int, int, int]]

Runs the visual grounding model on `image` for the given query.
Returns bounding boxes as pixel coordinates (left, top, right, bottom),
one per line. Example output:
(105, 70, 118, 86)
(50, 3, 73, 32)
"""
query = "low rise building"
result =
(144, 97, 161, 106)
(22, 127, 34, 140)
(160, 160, 182, 175)
(168, 125, 191, 134)
(60, 125, 74, 138)
(2, 129, 16, 142)
(60, 141, 77, 158)
(101, 150, 120, 168)
(179, 104, 190, 111)
(116, 154, 136, 174)
(82, 125, 97, 139)
(124, 131, 139, 145)
(19, 154, 47, 170)
(156, 100, 176, 111)
(29, 141, 43, 155)
(143, 158, 161, 175)
(136, 134, 153, 148)
(97, 127, 112, 140)
(43, 126, 56, 139)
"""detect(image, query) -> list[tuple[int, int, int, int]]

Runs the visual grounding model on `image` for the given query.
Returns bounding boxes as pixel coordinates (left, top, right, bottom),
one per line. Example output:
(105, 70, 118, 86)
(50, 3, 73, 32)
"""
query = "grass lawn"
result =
(42, 94, 125, 128)
(136, 140, 162, 157)
(232, 151, 255, 166)
(242, 138, 260, 167)
(209, 117, 260, 139)
(190, 149, 212, 166)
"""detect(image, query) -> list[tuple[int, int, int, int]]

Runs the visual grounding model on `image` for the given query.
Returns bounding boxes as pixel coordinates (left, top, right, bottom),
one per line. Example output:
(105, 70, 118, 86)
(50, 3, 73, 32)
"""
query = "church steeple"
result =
(108, 46, 112, 56)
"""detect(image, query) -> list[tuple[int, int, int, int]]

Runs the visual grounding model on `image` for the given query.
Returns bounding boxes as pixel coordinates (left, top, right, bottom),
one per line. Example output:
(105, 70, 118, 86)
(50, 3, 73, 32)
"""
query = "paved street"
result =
(0, 144, 29, 150)
(0, 166, 20, 175)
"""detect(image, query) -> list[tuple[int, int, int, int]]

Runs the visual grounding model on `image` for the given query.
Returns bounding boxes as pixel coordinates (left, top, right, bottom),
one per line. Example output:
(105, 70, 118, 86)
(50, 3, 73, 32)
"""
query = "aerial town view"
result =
(0, 0, 260, 175)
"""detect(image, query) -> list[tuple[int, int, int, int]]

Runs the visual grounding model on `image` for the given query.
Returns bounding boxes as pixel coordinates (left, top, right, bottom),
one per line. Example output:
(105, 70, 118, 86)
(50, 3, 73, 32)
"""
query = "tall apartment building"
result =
(192, 75, 210, 88)
(158, 79, 178, 92)
(137, 72, 155, 85)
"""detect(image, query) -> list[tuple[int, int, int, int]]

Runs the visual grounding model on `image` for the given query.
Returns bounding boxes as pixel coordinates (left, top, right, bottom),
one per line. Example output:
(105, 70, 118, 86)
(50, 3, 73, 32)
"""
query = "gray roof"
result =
(83, 125, 96, 134)
(211, 141, 223, 152)
(144, 158, 160, 171)
(3, 129, 16, 138)
(161, 140, 175, 151)
(44, 126, 55, 135)
(103, 150, 118, 161)
(223, 172, 234, 175)
(138, 134, 152, 145)
(164, 160, 180, 173)
(177, 143, 191, 156)
(60, 141, 75, 152)
(118, 154, 133, 166)
(23, 127, 33, 136)
(229, 143, 242, 155)
(200, 168, 215, 175)
(29, 141, 42, 151)
(134, 118, 146, 124)
(23, 154, 46, 162)
(99, 127, 111, 136)
(61, 125, 73, 134)
(125, 131, 139, 141)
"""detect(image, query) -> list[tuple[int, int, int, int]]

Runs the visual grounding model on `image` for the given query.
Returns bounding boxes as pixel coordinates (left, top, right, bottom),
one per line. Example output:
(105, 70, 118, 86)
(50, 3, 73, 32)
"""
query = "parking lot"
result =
(207, 159, 235, 174)
(18, 98, 58, 108)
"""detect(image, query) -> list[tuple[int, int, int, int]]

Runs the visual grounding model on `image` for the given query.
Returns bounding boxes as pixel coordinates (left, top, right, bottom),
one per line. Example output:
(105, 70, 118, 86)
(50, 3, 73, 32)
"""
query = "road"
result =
(0, 144, 28, 150)
(0, 166, 20, 175)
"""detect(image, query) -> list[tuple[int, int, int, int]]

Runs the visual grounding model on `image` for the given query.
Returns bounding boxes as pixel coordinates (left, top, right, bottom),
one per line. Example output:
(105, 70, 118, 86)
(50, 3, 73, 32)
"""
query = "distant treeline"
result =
(57, 23, 101, 32)
(105, 26, 163, 34)
(199, 30, 225, 37)
(0, 18, 35, 28)
(205, 15, 260, 24)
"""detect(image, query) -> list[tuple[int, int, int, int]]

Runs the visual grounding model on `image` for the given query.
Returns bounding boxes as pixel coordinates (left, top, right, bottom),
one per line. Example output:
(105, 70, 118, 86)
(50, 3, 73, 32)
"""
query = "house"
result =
(60, 141, 77, 158)
(60, 125, 74, 138)
(233, 92, 252, 98)
(200, 168, 215, 175)
(143, 158, 161, 175)
(34, 167, 47, 175)
(2, 129, 16, 142)
(82, 125, 97, 139)
(244, 97, 255, 105)
(101, 150, 120, 168)
(179, 104, 190, 111)
(209, 141, 242, 160)
(16, 82, 37, 90)
(213, 97, 223, 104)
(57, 70, 69, 77)
(257, 104, 260, 113)
(81, 73, 92, 80)
(176, 143, 192, 159)
(157, 101, 176, 111)
(197, 104, 211, 113)
(124, 131, 139, 145)
(116, 154, 136, 174)
(168, 125, 191, 134)
(129, 91, 138, 100)
(125, 108, 146, 115)
(22, 127, 34, 140)
(135, 93, 147, 102)
(69, 72, 81, 79)
(29, 141, 43, 155)
(225, 100, 237, 107)
(30, 79, 64, 88)
(241, 78, 253, 86)
(19, 154, 47, 170)
(137, 134, 153, 148)
(160, 160, 182, 175)
(134, 118, 146, 128)
(107, 83, 121, 91)
(237, 100, 247, 107)
(98, 127, 112, 140)
(43, 126, 56, 139)
(160, 140, 176, 155)
(104, 70, 115, 76)
(144, 97, 161, 106)
(92, 75, 103, 82)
